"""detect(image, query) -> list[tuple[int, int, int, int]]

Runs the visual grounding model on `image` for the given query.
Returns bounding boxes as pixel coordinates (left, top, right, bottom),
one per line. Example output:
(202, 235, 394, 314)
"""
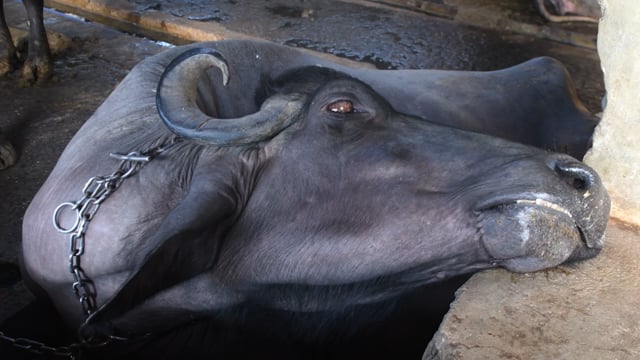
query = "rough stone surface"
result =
(424, 220, 640, 360)
(584, 0, 640, 225)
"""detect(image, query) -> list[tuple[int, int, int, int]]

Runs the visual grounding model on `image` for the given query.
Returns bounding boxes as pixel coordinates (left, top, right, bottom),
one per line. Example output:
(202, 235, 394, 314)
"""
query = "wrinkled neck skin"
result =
(218, 206, 491, 313)
(208, 117, 521, 313)
(89, 105, 588, 339)
(80, 119, 504, 338)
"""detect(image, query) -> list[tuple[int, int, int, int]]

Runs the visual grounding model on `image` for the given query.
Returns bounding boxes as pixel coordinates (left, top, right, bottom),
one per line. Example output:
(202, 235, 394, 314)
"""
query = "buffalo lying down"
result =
(21, 40, 609, 358)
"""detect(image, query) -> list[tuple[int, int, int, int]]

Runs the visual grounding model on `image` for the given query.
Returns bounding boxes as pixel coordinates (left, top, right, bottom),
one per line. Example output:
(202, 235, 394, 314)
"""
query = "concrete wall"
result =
(584, 0, 640, 226)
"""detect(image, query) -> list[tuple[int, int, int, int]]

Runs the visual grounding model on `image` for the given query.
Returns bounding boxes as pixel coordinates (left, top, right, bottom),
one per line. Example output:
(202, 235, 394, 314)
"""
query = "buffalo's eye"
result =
(327, 100, 355, 114)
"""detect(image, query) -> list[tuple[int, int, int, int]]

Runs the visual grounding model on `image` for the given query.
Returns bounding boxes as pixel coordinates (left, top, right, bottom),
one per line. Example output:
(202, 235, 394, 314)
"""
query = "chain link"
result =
(52, 138, 180, 316)
(0, 137, 181, 358)
(0, 330, 80, 358)
(53, 157, 144, 315)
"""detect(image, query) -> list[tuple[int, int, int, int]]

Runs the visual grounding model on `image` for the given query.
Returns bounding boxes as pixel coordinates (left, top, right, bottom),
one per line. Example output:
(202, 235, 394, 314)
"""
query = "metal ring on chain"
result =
(53, 202, 81, 234)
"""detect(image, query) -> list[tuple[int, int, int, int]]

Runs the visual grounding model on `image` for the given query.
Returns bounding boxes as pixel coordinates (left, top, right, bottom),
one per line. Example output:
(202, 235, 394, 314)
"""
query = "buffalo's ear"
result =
(83, 152, 246, 333)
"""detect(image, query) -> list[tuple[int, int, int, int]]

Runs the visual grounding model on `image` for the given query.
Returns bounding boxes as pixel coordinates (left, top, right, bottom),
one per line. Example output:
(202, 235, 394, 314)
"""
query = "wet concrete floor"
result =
(0, 0, 603, 356)
(47, 0, 603, 111)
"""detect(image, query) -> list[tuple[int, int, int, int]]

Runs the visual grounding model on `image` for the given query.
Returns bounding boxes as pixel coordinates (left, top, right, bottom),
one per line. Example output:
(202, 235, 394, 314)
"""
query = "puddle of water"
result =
(284, 38, 397, 69)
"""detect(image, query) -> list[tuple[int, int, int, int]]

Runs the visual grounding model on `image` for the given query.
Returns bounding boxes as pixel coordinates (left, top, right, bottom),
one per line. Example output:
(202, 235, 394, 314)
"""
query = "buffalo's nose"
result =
(545, 154, 609, 251)
(547, 154, 597, 192)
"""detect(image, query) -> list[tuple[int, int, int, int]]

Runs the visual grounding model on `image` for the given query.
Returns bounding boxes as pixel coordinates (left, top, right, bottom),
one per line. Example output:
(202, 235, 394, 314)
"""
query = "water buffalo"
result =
(20, 40, 609, 358)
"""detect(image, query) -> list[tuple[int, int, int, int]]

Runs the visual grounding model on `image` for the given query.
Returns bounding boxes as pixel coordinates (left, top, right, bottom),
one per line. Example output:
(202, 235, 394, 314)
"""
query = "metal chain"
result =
(53, 138, 180, 316)
(0, 137, 181, 359)
(0, 330, 79, 358)
(52, 152, 148, 315)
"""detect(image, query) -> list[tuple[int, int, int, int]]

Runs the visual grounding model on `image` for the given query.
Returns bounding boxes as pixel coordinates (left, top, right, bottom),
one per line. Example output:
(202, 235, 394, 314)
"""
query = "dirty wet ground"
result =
(1, 0, 602, 357)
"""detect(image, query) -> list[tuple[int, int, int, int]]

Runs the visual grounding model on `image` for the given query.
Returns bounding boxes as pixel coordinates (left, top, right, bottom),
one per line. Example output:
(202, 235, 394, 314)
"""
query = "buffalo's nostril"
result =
(551, 157, 596, 191)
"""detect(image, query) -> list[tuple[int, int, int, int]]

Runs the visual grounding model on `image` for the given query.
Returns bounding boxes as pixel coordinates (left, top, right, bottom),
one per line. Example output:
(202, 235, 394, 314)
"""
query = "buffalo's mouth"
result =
(475, 195, 603, 273)
(512, 198, 573, 219)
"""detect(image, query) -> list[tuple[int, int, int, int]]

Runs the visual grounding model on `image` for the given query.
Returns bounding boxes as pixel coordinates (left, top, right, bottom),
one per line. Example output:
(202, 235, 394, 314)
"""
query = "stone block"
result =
(584, 0, 640, 225)
(424, 221, 640, 359)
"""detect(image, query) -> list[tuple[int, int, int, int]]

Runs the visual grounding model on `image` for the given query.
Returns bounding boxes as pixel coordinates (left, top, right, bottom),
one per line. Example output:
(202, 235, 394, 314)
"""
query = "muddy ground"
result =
(0, 0, 602, 356)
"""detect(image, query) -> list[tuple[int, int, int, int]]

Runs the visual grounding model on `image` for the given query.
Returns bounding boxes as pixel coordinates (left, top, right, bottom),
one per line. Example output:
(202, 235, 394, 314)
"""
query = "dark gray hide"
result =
(21, 40, 609, 356)
(152, 41, 599, 159)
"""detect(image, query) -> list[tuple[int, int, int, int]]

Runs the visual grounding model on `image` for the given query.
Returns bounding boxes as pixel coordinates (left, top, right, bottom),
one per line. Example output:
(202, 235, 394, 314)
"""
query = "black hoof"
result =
(0, 133, 17, 169)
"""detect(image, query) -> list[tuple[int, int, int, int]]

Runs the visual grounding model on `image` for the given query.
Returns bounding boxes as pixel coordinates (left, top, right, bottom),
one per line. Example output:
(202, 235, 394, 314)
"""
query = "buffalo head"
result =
(21, 42, 609, 354)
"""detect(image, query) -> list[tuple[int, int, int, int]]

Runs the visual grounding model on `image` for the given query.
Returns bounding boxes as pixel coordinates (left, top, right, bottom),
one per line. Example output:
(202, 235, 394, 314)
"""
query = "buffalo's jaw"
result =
(474, 189, 610, 273)
(211, 199, 492, 312)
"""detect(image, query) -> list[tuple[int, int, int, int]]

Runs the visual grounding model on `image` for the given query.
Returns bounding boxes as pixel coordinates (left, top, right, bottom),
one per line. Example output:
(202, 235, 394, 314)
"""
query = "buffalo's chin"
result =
(476, 200, 592, 273)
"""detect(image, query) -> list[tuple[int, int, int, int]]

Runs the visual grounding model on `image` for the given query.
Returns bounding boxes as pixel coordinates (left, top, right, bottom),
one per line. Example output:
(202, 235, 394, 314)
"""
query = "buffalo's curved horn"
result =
(156, 47, 303, 145)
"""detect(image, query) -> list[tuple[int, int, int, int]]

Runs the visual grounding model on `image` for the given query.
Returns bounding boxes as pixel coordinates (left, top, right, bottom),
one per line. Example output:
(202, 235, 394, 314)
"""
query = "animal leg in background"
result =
(0, 0, 17, 168)
(21, 0, 51, 83)
(0, 0, 19, 76)
(0, 2, 18, 170)
(0, 0, 53, 168)
(0, 0, 52, 84)
(0, 131, 16, 169)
